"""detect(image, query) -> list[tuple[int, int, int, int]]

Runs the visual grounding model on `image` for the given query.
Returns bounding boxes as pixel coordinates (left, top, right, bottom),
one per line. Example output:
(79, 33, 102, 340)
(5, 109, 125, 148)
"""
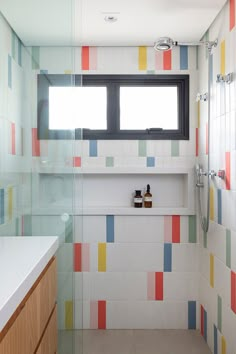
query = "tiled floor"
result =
(58, 329, 212, 354)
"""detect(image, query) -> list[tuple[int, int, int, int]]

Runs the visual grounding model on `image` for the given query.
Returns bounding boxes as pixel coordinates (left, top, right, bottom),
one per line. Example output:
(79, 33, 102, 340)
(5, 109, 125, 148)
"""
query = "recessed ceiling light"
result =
(104, 15, 118, 23)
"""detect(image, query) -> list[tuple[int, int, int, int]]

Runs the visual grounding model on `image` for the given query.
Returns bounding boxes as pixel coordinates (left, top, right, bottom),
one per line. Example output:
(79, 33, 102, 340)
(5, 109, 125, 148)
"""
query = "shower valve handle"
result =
(208, 170, 217, 178)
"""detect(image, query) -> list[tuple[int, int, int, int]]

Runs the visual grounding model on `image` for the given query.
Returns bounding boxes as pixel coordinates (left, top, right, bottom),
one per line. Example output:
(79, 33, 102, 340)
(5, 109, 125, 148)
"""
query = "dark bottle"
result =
(134, 190, 143, 208)
(144, 184, 152, 208)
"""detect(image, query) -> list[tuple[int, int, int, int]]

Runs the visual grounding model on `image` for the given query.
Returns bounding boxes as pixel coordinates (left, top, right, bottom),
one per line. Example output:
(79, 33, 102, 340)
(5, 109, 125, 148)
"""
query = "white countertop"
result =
(0, 236, 59, 332)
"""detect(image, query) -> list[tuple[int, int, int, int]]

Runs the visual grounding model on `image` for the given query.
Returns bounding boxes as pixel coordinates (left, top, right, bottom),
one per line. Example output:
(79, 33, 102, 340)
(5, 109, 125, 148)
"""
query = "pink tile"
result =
(164, 216, 172, 242)
(90, 301, 98, 329)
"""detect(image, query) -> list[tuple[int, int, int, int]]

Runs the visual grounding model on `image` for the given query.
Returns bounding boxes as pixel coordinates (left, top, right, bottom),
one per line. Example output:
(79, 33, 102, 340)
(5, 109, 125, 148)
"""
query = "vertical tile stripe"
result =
(98, 243, 106, 272)
(206, 123, 209, 155)
(204, 309, 207, 341)
(189, 215, 197, 243)
(146, 156, 155, 167)
(147, 272, 155, 300)
(106, 215, 114, 242)
(89, 47, 97, 70)
(164, 243, 172, 272)
(90, 301, 98, 329)
(231, 271, 236, 313)
(138, 140, 147, 157)
(217, 189, 222, 224)
(155, 272, 163, 300)
(230, 0, 235, 30)
(23, 215, 32, 236)
(138, 46, 147, 71)
(210, 254, 214, 288)
(217, 295, 222, 332)
(8, 187, 13, 221)
(210, 187, 214, 221)
(106, 156, 114, 167)
(171, 141, 179, 157)
(18, 38, 22, 66)
(82, 46, 90, 70)
(221, 336, 226, 354)
(74, 243, 82, 272)
(188, 301, 196, 329)
(214, 325, 218, 354)
(172, 216, 180, 243)
(11, 30, 16, 60)
(65, 216, 73, 243)
(155, 51, 163, 70)
(89, 140, 97, 157)
(163, 50, 172, 70)
(196, 128, 199, 156)
(0, 189, 4, 225)
(225, 152, 231, 190)
(98, 300, 106, 329)
(32, 128, 40, 156)
(8, 55, 12, 89)
(180, 46, 188, 70)
(11, 123, 16, 155)
(32, 47, 40, 70)
(226, 229, 231, 268)
(201, 305, 204, 336)
(220, 40, 225, 76)
(82, 243, 90, 271)
(164, 216, 172, 242)
(65, 301, 73, 330)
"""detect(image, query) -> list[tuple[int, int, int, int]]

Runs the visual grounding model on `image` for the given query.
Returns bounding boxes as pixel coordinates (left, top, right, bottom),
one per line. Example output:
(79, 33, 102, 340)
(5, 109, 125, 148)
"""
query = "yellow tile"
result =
(221, 336, 226, 354)
(64, 69, 72, 74)
(138, 46, 147, 71)
(98, 243, 106, 272)
(210, 187, 214, 221)
(220, 40, 225, 76)
(210, 254, 214, 288)
(65, 301, 73, 330)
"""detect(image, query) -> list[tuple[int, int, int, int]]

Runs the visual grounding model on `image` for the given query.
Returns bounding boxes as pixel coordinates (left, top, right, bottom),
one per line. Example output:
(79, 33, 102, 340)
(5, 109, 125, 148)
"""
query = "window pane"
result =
(49, 87, 107, 129)
(120, 87, 178, 130)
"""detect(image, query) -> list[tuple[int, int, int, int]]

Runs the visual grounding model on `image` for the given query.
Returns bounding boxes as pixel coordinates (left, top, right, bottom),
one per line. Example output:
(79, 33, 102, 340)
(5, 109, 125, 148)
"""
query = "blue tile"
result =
(214, 325, 218, 354)
(8, 55, 12, 89)
(180, 46, 188, 70)
(106, 215, 114, 242)
(217, 189, 222, 225)
(0, 189, 4, 225)
(164, 243, 172, 272)
(188, 301, 196, 329)
(146, 156, 155, 167)
(89, 140, 97, 157)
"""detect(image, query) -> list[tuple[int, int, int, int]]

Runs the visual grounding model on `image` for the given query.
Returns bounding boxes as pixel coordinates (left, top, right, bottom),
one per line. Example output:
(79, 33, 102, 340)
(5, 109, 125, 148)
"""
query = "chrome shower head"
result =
(154, 37, 218, 52)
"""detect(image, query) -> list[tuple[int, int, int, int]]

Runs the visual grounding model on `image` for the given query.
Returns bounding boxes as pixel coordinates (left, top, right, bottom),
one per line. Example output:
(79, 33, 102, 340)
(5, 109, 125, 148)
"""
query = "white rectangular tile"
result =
(172, 244, 199, 272)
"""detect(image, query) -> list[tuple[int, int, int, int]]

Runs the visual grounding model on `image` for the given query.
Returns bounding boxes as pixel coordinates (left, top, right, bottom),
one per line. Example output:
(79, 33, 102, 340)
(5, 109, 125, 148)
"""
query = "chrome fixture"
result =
(196, 93, 208, 102)
(154, 37, 218, 52)
(216, 73, 233, 84)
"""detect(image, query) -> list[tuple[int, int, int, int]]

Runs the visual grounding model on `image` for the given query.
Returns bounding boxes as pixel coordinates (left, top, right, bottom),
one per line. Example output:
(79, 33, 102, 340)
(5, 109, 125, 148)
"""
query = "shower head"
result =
(154, 37, 218, 52)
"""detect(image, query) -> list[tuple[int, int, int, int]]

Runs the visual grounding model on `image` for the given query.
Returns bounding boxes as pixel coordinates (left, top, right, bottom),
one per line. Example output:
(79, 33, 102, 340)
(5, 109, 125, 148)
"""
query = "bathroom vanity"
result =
(0, 236, 59, 354)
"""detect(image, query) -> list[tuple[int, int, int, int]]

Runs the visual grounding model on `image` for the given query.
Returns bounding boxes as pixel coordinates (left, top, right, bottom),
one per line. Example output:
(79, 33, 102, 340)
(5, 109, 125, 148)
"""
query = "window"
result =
(37, 74, 189, 140)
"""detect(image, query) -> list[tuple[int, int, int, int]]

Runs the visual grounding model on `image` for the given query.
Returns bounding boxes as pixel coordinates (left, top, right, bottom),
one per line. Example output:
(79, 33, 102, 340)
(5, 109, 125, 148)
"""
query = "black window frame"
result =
(37, 74, 189, 140)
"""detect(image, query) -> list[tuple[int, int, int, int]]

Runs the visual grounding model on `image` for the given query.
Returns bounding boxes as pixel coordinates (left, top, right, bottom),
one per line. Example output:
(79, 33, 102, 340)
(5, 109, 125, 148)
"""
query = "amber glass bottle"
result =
(144, 184, 152, 208)
(134, 190, 143, 208)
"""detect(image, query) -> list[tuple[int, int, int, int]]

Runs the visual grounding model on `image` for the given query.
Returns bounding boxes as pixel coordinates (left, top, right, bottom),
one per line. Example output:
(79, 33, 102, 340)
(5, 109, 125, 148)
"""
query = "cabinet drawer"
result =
(36, 306, 57, 354)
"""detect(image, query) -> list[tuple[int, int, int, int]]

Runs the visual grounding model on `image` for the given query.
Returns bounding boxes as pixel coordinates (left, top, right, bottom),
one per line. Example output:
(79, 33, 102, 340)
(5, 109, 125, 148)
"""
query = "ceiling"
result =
(0, 0, 227, 47)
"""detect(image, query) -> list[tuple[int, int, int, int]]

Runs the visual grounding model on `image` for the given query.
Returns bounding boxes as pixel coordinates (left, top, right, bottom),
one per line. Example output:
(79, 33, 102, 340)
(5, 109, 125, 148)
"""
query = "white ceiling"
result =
(0, 0, 227, 47)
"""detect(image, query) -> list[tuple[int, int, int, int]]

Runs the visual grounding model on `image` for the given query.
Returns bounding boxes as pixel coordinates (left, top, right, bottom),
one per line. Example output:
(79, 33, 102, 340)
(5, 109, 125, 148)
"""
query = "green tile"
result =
(147, 70, 155, 74)
(189, 215, 197, 243)
(23, 215, 32, 236)
(171, 141, 179, 157)
(11, 30, 16, 60)
(32, 47, 40, 70)
(138, 140, 147, 157)
(217, 295, 222, 333)
(106, 156, 114, 167)
(65, 216, 73, 243)
(226, 229, 231, 268)
(15, 217, 19, 236)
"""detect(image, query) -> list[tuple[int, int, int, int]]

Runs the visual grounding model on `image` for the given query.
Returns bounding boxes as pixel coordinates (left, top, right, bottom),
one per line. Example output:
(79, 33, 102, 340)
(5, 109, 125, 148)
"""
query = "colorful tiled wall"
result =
(198, 1, 236, 353)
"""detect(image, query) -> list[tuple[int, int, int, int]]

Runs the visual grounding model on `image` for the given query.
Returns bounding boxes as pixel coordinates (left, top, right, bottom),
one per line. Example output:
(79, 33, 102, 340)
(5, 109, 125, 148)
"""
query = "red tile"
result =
(226, 152, 231, 190)
(73, 156, 81, 167)
(32, 128, 40, 156)
(163, 50, 172, 70)
(82, 46, 90, 70)
(231, 271, 236, 313)
(98, 300, 106, 329)
(74, 243, 82, 272)
(172, 216, 180, 243)
(155, 272, 163, 300)
(11, 123, 16, 155)
(230, 0, 235, 31)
